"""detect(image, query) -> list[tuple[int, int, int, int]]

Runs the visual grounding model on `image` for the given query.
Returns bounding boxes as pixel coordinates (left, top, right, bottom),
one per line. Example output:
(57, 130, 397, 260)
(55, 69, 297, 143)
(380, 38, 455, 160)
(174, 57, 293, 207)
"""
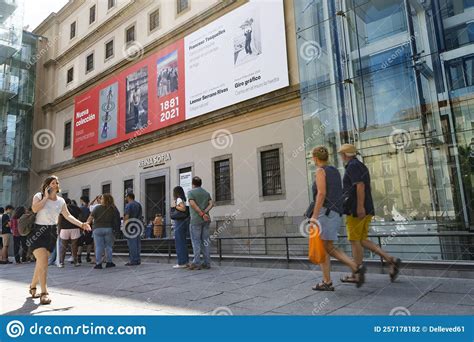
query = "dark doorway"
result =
(145, 175, 166, 225)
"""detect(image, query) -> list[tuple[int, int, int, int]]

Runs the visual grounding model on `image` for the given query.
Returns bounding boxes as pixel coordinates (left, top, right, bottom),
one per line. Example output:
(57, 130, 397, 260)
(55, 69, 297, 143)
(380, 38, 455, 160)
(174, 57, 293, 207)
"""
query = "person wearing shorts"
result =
(28, 175, 91, 305)
(58, 198, 82, 267)
(339, 144, 401, 283)
(309, 146, 366, 291)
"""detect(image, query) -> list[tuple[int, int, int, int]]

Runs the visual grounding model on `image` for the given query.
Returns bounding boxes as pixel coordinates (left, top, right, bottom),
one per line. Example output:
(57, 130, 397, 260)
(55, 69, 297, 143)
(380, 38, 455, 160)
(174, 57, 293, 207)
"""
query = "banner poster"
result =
(73, 0, 287, 157)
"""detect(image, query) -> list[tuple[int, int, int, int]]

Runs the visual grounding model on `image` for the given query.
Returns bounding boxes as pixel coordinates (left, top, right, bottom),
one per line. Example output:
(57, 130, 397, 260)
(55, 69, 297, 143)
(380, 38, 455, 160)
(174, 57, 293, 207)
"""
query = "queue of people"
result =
(0, 143, 401, 304)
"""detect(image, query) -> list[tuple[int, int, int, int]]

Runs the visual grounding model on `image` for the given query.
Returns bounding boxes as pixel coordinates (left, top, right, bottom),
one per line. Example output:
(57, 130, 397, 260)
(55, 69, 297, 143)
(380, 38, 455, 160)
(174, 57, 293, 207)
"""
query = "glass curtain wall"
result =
(294, 0, 473, 261)
(0, 31, 36, 207)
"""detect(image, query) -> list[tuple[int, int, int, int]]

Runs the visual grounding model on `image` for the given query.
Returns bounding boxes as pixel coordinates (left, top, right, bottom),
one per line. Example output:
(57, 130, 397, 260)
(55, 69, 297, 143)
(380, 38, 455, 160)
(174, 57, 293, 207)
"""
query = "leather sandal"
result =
(29, 286, 40, 298)
(389, 258, 401, 282)
(39, 292, 51, 305)
(354, 264, 366, 288)
(312, 281, 335, 291)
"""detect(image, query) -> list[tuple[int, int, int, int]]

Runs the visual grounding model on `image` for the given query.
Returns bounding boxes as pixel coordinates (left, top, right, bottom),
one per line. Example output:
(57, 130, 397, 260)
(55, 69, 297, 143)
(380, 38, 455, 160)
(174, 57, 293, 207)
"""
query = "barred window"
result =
(125, 25, 135, 44)
(102, 183, 111, 195)
(149, 9, 160, 32)
(108, 0, 115, 10)
(86, 53, 94, 72)
(261, 149, 282, 196)
(70, 21, 76, 39)
(214, 159, 231, 202)
(67, 67, 74, 83)
(82, 188, 90, 199)
(64, 121, 71, 149)
(105, 40, 114, 59)
(177, 0, 189, 14)
(89, 5, 96, 24)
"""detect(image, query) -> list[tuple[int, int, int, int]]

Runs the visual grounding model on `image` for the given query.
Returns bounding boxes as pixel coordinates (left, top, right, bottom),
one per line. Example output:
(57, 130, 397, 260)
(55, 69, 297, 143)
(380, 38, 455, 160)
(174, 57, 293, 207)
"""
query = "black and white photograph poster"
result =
(233, 15, 262, 66)
(157, 50, 179, 98)
(125, 67, 148, 134)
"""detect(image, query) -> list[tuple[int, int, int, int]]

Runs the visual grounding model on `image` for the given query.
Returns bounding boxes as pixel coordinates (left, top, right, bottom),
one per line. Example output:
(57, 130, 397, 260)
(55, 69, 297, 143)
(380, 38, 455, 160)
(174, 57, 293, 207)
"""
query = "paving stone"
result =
(1, 262, 474, 316)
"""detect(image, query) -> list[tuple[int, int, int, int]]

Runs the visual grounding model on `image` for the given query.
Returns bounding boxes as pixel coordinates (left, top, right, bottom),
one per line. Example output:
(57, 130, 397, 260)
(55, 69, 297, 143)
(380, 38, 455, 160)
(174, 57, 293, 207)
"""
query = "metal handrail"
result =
(114, 231, 473, 265)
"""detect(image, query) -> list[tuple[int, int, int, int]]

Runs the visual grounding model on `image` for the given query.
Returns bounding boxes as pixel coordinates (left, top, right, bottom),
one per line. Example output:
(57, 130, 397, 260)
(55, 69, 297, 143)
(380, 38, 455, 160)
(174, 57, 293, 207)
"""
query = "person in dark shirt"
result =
(339, 144, 401, 283)
(11, 206, 28, 263)
(1, 205, 14, 264)
(124, 193, 143, 266)
(87, 193, 120, 269)
(77, 196, 93, 264)
(58, 198, 82, 267)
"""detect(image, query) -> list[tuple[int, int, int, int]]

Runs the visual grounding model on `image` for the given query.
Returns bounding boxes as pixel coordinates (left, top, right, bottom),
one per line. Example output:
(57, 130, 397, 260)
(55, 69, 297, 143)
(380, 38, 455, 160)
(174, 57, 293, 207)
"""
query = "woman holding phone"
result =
(29, 175, 91, 304)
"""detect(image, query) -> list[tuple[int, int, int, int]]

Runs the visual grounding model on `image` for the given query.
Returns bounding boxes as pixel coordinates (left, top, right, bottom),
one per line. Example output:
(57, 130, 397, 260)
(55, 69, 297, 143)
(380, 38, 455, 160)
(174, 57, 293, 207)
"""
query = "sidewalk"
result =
(1, 259, 473, 316)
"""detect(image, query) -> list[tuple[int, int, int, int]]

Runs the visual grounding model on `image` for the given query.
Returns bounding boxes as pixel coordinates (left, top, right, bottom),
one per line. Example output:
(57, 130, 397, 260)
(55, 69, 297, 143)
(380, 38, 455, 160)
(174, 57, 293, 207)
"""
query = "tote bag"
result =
(308, 222, 326, 264)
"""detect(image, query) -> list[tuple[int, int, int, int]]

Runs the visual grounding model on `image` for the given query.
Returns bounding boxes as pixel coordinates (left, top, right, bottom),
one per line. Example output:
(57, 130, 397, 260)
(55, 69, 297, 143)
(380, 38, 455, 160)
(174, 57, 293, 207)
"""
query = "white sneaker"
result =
(58, 263, 65, 268)
(173, 264, 187, 269)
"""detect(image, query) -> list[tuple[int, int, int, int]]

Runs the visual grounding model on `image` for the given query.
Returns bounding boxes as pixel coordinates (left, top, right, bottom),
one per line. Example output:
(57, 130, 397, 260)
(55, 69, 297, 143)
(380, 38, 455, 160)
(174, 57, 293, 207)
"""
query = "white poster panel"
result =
(184, 0, 288, 119)
(179, 171, 193, 203)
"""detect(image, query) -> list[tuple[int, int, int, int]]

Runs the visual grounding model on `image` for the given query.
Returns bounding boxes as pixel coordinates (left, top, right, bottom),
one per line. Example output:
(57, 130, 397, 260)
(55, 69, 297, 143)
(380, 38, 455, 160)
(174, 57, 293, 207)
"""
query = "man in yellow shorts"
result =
(339, 144, 401, 283)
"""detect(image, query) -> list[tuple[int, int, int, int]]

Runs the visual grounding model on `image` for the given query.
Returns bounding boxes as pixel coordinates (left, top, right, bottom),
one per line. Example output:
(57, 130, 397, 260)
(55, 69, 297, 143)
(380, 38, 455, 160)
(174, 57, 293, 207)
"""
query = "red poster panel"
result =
(73, 90, 99, 158)
(73, 39, 185, 158)
(153, 40, 186, 130)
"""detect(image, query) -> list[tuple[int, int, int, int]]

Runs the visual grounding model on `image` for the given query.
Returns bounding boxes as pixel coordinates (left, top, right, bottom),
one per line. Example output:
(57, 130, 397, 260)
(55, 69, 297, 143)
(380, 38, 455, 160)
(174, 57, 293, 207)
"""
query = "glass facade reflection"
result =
(295, 0, 473, 260)
(0, 0, 36, 207)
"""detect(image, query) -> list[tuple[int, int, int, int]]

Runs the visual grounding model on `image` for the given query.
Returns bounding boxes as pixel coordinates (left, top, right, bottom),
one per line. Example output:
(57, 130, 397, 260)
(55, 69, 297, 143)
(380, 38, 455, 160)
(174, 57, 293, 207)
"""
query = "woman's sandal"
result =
(389, 258, 401, 282)
(39, 292, 51, 305)
(312, 281, 334, 291)
(29, 286, 40, 298)
(354, 264, 366, 288)
(340, 274, 358, 283)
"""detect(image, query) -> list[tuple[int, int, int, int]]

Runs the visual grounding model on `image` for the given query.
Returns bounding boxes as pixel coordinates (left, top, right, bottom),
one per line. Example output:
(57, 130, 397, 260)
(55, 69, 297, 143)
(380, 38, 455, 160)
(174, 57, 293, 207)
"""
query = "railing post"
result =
(285, 237, 290, 262)
(377, 236, 384, 267)
(218, 238, 222, 261)
(168, 239, 171, 260)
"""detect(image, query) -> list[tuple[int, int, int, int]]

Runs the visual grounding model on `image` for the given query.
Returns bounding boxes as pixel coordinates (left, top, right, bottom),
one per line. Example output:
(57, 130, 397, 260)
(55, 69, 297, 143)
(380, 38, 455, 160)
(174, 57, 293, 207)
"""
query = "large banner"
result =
(73, 0, 288, 157)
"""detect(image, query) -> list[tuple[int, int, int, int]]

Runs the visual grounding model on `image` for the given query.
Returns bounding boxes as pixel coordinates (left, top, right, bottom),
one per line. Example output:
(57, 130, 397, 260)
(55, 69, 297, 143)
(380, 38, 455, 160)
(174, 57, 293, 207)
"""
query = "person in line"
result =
(171, 186, 190, 269)
(77, 196, 93, 264)
(47, 241, 58, 266)
(58, 198, 82, 267)
(124, 192, 143, 266)
(187, 177, 213, 270)
(1, 205, 14, 264)
(309, 146, 366, 290)
(339, 144, 401, 283)
(29, 176, 91, 305)
(87, 193, 119, 269)
(153, 214, 163, 238)
(11, 206, 28, 264)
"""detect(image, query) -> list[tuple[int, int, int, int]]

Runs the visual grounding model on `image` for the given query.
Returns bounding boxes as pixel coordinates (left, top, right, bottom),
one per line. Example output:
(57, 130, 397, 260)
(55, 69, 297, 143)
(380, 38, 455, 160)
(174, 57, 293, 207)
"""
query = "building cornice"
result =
(38, 84, 301, 174)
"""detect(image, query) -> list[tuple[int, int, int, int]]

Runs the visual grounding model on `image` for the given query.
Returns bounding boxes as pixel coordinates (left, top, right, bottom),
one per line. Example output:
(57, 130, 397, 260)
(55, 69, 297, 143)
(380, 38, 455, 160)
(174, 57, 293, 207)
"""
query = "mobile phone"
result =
(47, 187, 52, 195)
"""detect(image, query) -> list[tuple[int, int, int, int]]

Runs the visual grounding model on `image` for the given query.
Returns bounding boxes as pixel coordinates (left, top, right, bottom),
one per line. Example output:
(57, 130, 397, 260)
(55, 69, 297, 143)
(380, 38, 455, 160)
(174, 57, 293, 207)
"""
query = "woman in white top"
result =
(29, 175, 91, 305)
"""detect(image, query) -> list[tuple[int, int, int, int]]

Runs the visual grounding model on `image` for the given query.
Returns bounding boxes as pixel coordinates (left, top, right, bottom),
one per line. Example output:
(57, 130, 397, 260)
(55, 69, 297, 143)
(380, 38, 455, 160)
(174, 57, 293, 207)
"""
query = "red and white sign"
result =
(73, 0, 288, 157)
